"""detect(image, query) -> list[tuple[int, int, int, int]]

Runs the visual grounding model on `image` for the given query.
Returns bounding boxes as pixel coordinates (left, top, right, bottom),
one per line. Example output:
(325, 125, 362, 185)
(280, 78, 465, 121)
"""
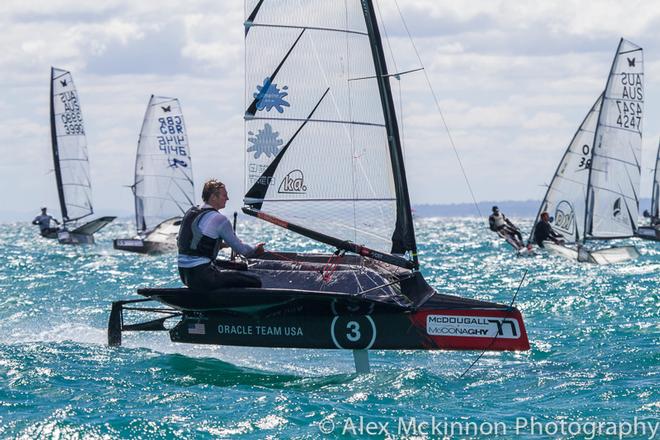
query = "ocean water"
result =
(0, 218, 658, 439)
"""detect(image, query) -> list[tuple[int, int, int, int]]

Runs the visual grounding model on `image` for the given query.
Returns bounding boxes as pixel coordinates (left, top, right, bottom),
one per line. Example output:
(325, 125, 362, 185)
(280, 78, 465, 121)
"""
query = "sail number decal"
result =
(578, 144, 591, 169)
(157, 116, 187, 156)
(615, 72, 643, 131)
(426, 315, 521, 339)
(331, 316, 376, 349)
(59, 91, 85, 135)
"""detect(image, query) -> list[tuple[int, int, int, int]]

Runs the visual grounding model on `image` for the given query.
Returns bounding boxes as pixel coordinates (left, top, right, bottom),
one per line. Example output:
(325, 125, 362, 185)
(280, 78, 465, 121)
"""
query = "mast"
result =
(651, 139, 660, 220)
(360, 0, 418, 266)
(50, 67, 68, 222)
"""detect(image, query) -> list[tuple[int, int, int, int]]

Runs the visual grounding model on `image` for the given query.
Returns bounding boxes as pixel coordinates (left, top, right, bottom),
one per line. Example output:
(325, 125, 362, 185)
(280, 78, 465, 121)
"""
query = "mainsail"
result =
(530, 95, 603, 244)
(585, 39, 643, 239)
(133, 96, 194, 235)
(50, 67, 93, 223)
(649, 140, 660, 220)
(242, 0, 416, 265)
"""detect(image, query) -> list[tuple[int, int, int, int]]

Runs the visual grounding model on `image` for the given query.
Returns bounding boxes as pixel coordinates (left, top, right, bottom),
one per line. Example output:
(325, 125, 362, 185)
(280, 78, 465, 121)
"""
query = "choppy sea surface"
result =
(0, 218, 658, 439)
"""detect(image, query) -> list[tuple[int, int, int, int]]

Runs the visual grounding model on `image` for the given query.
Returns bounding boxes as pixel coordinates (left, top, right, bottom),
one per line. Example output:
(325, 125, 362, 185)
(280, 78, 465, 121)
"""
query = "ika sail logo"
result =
(253, 77, 290, 113)
(554, 201, 575, 235)
(161, 105, 171, 113)
(613, 197, 622, 218)
(60, 79, 68, 87)
(627, 57, 636, 67)
(168, 158, 188, 168)
(247, 123, 283, 159)
(278, 169, 307, 194)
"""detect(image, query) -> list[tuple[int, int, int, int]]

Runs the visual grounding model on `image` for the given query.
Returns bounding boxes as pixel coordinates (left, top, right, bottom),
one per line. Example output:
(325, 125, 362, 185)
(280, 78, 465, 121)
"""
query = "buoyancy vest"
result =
(490, 212, 506, 228)
(177, 206, 222, 259)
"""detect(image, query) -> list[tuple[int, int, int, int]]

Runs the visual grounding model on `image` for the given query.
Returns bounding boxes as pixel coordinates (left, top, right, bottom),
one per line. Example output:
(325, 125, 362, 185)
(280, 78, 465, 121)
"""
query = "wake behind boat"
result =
(108, 0, 529, 372)
(113, 96, 194, 254)
(49, 67, 115, 244)
(529, 39, 643, 264)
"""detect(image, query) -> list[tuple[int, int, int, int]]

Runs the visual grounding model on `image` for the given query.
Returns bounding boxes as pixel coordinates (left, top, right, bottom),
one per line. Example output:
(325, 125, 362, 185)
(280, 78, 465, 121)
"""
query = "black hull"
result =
(58, 216, 116, 245)
(110, 254, 529, 352)
(637, 226, 660, 241)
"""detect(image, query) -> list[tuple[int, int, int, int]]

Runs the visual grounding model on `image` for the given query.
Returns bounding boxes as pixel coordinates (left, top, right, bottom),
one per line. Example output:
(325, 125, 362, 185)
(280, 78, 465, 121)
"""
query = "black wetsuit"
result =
(533, 220, 563, 248)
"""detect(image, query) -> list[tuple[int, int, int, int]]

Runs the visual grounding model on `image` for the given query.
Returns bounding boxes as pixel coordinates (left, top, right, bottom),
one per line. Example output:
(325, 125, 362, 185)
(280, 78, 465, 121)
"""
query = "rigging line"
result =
(459, 269, 528, 379)
(392, 0, 483, 220)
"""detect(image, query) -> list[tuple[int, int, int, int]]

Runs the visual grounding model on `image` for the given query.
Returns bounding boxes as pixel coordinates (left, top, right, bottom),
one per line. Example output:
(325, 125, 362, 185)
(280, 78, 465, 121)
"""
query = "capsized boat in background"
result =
(113, 96, 194, 254)
(49, 67, 115, 244)
(529, 39, 643, 264)
(109, 0, 529, 372)
(637, 139, 660, 241)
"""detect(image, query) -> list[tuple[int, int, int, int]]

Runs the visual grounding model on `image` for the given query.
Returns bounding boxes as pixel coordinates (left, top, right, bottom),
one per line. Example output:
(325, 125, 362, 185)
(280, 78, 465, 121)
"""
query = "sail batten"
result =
(50, 67, 93, 224)
(133, 96, 194, 235)
(243, 0, 417, 263)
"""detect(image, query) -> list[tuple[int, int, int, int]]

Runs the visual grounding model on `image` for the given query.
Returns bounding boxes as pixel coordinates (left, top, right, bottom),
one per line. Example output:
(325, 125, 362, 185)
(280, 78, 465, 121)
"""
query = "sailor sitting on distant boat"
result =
(533, 212, 565, 248)
(32, 207, 60, 236)
(488, 206, 524, 244)
(642, 210, 660, 227)
(177, 179, 265, 290)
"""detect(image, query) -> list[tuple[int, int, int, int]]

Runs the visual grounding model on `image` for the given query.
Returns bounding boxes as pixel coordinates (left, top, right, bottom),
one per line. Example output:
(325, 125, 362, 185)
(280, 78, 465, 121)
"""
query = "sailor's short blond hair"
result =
(202, 179, 226, 202)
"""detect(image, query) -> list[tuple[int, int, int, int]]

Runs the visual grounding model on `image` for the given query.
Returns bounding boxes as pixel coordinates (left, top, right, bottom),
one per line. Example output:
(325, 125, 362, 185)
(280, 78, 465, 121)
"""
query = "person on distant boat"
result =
(533, 212, 565, 248)
(642, 210, 660, 227)
(488, 206, 524, 244)
(177, 179, 265, 290)
(32, 207, 60, 236)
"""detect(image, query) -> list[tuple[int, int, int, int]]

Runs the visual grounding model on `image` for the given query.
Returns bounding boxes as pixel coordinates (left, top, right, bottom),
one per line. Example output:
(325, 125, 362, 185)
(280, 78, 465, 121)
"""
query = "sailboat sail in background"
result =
(114, 96, 194, 254)
(530, 39, 643, 264)
(638, 139, 660, 241)
(49, 67, 115, 244)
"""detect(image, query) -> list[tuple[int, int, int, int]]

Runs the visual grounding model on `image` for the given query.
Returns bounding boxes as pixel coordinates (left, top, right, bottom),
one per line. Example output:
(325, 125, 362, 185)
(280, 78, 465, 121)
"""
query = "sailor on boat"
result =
(488, 206, 524, 244)
(642, 210, 660, 227)
(32, 207, 60, 237)
(532, 212, 565, 248)
(177, 179, 265, 290)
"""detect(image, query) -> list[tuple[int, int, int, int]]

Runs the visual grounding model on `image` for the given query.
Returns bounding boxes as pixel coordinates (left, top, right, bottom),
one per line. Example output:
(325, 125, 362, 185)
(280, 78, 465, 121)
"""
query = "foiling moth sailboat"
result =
(49, 67, 115, 244)
(529, 39, 643, 264)
(114, 96, 194, 254)
(108, 0, 529, 372)
(638, 139, 660, 241)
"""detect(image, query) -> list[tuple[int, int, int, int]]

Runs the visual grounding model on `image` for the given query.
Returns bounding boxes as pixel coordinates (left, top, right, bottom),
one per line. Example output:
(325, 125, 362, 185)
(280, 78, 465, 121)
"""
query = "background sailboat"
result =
(114, 96, 194, 254)
(529, 39, 643, 264)
(638, 139, 660, 240)
(49, 67, 115, 244)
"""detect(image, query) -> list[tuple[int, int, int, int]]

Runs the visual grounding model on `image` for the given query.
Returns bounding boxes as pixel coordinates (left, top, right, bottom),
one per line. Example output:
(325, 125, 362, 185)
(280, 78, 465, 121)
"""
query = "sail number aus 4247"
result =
(615, 100, 642, 130)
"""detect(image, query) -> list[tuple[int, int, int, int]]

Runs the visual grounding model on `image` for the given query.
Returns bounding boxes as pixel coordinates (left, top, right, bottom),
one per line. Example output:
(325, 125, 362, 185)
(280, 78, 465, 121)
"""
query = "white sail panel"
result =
(651, 140, 660, 219)
(51, 68, 93, 222)
(243, 0, 399, 253)
(134, 96, 194, 234)
(587, 39, 643, 238)
(531, 95, 603, 243)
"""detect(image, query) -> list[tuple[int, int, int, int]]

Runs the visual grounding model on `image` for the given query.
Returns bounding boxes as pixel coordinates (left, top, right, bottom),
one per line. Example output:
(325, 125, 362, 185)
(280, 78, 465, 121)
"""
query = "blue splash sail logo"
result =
(247, 123, 283, 159)
(253, 77, 290, 113)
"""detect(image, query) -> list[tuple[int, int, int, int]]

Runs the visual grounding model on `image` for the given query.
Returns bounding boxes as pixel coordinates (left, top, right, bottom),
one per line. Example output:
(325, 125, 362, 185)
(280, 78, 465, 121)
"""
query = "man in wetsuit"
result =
(533, 212, 565, 248)
(177, 179, 265, 290)
(488, 206, 524, 245)
(32, 207, 60, 237)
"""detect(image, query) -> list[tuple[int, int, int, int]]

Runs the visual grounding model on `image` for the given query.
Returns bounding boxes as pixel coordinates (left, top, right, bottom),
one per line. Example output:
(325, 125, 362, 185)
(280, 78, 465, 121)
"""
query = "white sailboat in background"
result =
(638, 139, 660, 241)
(49, 67, 115, 244)
(530, 39, 643, 264)
(113, 96, 194, 254)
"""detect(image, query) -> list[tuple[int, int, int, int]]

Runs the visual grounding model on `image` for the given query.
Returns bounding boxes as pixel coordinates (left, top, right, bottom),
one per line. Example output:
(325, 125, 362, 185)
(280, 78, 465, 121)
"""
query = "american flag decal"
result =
(188, 323, 206, 335)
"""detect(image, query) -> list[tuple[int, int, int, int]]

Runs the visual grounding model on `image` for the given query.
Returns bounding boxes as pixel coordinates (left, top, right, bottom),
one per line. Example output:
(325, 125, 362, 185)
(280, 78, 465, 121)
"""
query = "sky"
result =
(1, 0, 660, 221)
